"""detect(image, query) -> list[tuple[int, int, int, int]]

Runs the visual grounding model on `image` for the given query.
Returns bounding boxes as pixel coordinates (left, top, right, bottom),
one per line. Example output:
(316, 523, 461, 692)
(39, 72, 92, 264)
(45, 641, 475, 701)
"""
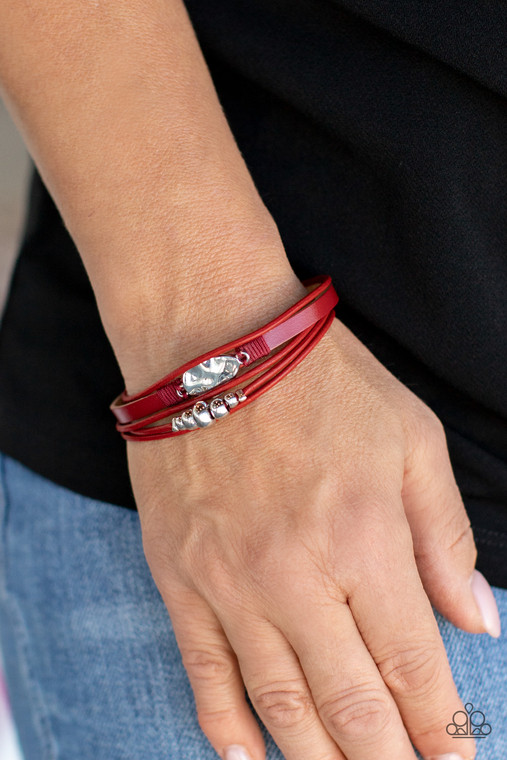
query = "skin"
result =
(0, 1, 487, 758)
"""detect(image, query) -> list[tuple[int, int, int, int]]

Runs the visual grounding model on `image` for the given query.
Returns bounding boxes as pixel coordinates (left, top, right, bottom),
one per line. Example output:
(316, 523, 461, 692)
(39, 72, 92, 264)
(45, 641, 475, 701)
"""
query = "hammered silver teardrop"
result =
(182, 355, 241, 396)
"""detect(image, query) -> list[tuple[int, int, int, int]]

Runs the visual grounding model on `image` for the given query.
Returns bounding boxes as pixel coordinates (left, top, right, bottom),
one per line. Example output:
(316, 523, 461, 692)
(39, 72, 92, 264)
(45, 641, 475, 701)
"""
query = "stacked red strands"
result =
(110, 275, 339, 441)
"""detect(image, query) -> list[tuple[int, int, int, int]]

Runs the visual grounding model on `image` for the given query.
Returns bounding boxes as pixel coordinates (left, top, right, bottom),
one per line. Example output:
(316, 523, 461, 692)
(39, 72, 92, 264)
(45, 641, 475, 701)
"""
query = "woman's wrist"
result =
(102, 224, 309, 395)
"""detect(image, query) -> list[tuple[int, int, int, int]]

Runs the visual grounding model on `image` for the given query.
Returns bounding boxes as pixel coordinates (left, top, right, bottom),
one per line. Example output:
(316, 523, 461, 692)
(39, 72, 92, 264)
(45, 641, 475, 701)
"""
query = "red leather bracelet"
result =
(119, 310, 335, 440)
(111, 275, 337, 425)
(116, 322, 314, 434)
(111, 274, 339, 441)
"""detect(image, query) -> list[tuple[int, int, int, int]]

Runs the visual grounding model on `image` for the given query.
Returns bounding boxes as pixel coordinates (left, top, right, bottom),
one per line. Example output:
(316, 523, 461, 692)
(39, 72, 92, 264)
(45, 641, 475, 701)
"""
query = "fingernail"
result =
(470, 569, 501, 638)
(223, 745, 253, 760)
(426, 754, 466, 760)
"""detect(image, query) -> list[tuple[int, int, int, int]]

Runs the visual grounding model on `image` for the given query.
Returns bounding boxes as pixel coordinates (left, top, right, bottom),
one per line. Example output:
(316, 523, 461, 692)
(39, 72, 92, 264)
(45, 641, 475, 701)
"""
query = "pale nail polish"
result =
(426, 754, 466, 760)
(470, 569, 501, 638)
(223, 745, 253, 760)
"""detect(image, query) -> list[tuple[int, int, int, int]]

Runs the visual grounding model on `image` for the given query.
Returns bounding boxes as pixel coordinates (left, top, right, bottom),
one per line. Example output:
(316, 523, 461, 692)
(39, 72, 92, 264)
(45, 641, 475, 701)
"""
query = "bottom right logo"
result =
(446, 702, 492, 738)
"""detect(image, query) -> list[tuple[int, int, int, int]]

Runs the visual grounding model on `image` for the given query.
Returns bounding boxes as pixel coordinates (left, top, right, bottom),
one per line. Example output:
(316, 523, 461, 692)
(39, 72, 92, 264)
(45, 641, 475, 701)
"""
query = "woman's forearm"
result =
(0, 0, 306, 392)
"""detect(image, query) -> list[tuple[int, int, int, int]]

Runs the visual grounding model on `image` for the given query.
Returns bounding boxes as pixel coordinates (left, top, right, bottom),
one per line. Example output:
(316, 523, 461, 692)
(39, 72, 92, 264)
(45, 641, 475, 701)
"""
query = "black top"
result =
(1, 0, 506, 586)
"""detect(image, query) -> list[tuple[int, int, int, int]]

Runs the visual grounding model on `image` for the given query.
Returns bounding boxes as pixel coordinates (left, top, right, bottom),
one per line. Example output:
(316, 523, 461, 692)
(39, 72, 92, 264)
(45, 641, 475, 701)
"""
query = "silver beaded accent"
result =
(171, 389, 247, 433)
(223, 392, 239, 409)
(181, 409, 198, 429)
(171, 416, 186, 432)
(209, 397, 229, 419)
(192, 400, 214, 428)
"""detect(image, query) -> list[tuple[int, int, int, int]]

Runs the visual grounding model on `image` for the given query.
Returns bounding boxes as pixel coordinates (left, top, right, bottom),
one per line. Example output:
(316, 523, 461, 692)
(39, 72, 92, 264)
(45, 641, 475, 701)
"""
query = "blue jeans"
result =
(0, 451, 505, 760)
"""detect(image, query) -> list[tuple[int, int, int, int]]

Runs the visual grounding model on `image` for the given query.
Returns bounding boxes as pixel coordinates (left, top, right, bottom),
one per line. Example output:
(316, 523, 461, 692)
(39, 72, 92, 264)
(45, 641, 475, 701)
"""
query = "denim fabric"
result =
(0, 450, 505, 760)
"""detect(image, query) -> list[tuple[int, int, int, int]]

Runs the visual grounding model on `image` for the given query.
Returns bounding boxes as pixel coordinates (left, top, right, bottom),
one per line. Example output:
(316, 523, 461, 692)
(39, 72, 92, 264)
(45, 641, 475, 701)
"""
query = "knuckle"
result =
(188, 547, 243, 609)
(406, 405, 447, 457)
(439, 515, 478, 575)
(197, 704, 243, 733)
(236, 523, 282, 582)
(419, 416, 447, 453)
(424, 410, 446, 440)
(250, 680, 314, 730)
(417, 513, 477, 577)
(318, 685, 392, 740)
(377, 642, 443, 696)
(180, 646, 236, 685)
(446, 519, 477, 558)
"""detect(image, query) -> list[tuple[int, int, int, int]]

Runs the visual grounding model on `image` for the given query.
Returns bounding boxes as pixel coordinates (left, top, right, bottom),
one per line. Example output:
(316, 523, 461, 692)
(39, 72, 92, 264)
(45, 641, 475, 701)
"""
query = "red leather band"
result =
(111, 275, 338, 426)
(116, 322, 315, 434)
(118, 309, 335, 441)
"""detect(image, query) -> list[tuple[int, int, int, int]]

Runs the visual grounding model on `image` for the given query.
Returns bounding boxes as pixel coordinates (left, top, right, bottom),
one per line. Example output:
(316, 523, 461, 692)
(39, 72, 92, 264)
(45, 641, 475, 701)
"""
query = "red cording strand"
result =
(110, 275, 338, 441)
(116, 320, 316, 433)
(118, 310, 335, 441)
(110, 275, 337, 425)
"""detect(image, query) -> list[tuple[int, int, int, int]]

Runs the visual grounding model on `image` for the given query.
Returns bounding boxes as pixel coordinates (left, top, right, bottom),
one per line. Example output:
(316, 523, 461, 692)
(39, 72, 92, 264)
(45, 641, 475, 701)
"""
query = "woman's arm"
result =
(0, 0, 306, 392)
(0, 3, 493, 760)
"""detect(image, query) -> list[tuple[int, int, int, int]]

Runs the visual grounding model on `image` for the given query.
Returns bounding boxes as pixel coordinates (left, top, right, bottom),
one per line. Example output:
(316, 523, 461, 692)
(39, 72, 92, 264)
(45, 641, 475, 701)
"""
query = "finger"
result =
(219, 589, 419, 760)
(161, 582, 266, 760)
(402, 409, 500, 637)
(217, 608, 350, 760)
(347, 498, 477, 760)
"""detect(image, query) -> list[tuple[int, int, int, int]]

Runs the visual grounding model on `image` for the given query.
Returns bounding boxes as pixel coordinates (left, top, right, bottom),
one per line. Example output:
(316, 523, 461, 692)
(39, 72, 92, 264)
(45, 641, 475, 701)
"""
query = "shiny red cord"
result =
(110, 275, 337, 425)
(118, 310, 335, 441)
(111, 274, 338, 441)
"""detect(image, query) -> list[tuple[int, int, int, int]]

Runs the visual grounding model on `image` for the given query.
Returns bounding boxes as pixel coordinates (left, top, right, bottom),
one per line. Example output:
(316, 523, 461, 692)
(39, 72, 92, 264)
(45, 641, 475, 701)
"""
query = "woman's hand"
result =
(127, 315, 493, 760)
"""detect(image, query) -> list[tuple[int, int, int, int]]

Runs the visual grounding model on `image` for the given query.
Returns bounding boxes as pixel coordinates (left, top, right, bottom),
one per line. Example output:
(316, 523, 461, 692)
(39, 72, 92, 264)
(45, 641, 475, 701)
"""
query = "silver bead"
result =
(181, 409, 198, 429)
(171, 416, 185, 432)
(235, 388, 247, 402)
(209, 396, 230, 419)
(192, 400, 214, 428)
(223, 392, 239, 409)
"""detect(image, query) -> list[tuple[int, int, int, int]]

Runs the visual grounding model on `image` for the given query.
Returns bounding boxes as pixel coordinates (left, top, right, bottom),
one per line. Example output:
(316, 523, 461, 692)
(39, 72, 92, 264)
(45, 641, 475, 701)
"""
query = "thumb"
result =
(401, 410, 501, 638)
